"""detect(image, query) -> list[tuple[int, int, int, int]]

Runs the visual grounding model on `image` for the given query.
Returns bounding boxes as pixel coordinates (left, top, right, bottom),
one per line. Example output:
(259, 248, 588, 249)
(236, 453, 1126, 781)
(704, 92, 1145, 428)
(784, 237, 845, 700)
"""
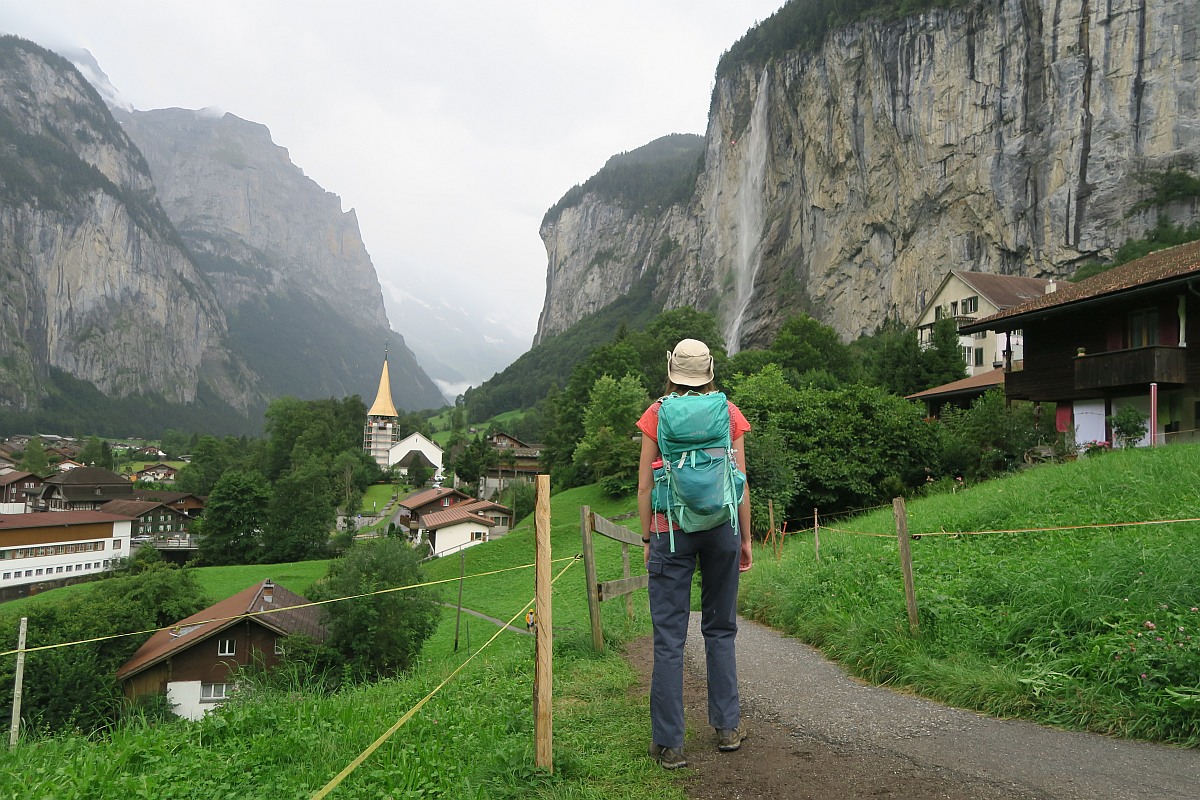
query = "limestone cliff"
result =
(116, 107, 445, 409)
(0, 36, 256, 413)
(537, 0, 1200, 351)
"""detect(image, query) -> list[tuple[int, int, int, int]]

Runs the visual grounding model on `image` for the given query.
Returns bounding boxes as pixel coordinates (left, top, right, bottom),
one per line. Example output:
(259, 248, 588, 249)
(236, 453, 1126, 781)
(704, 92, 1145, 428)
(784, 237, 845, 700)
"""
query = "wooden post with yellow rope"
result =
(534, 474, 553, 771)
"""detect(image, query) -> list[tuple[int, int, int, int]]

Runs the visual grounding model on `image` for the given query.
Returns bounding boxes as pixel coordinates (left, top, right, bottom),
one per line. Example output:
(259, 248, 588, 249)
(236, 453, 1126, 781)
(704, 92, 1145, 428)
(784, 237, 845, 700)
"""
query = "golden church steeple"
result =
(363, 350, 400, 468)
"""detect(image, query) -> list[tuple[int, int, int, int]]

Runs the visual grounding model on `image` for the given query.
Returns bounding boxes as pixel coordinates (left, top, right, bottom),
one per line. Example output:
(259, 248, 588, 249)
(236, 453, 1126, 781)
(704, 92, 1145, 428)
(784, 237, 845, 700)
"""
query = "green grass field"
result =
(1, 445, 1198, 797)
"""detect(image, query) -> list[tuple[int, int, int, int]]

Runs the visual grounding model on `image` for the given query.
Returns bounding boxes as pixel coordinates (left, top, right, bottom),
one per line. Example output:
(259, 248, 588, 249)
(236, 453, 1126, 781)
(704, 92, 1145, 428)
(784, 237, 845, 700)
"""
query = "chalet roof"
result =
(42, 466, 128, 487)
(963, 239, 1200, 332)
(399, 486, 472, 511)
(906, 368, 1005, 401)
(100, 499, 184, 519)
(395, 450, 437, 470)
(131, 489, 205, 505)
(116, 580, 326, 681)
(952, 271, 1052, 309)
(0, 471, 38, 488)
(455, 499, 513, 516)
(419, 506, 495, 530)
(0, 510, 130, 531)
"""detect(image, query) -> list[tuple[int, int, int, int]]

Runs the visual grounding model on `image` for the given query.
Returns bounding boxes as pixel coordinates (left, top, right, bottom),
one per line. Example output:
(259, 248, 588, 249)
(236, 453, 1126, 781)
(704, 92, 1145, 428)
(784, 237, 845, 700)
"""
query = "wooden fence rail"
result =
(580, 506, 648, 652)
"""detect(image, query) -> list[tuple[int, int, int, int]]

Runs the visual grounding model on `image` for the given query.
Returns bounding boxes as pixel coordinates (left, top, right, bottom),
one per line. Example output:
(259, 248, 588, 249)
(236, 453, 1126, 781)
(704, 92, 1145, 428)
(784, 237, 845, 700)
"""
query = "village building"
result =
(0, 471, 44, 514)
(961, 239, 1200, 447)
(916, 271, 1053, 376)
(34, 466, 133, 512)
(116, 580, 327, 720)
(0, 510, 132, 595)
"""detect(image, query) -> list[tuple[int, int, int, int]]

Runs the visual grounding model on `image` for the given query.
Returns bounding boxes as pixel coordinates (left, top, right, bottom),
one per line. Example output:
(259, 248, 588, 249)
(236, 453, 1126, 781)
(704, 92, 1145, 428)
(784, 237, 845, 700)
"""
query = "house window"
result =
(962, 296, 979, 314)
(114, 540, 122, 549)
(934, 306, 944, 321)
(472, 531, 486, 541)
(218, 638, 236, 657)
(1128, 309, 1158, 348)
(200, 683, 231, 701)
(975, 348, 985, 367)
(2, 573, 8, 580)
(274, 638, 285, 656)
(961, 346, 973, 365)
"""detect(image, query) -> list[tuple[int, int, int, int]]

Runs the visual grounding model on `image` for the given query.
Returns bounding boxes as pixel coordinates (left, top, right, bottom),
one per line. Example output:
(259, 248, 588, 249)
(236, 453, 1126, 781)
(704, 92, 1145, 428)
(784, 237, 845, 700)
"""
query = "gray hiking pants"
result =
(647, 520, 741, 749)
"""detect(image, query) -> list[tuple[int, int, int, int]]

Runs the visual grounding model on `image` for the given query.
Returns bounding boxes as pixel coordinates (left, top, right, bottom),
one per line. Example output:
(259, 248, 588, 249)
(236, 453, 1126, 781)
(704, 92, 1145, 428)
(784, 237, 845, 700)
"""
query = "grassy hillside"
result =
(740, 442, 1200, 745)
(2, 447, 1197, 796)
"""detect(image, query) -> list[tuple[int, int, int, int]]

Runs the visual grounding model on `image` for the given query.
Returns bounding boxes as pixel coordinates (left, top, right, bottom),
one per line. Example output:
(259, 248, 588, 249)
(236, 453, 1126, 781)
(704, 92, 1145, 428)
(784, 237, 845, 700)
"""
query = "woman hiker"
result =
(636, 338, 753, 769)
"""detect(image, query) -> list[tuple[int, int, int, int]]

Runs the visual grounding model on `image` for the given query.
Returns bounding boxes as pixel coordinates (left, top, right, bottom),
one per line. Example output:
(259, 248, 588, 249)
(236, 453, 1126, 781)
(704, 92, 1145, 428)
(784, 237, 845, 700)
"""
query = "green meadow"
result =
(0, 445, 1197, 797)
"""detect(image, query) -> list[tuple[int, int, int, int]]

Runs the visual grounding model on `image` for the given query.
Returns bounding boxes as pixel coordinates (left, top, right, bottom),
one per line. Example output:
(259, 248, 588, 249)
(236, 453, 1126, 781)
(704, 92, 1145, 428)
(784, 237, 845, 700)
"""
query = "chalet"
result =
(482, 433, 543, 496)
(961, 239, 1200, 447)
(455, 499, 515, 534)
(136, 463, 179, 483)
(0, 510, 131, 592)
(397, 487, 474, 536)
(916, 271, 1052, 376)
(116, 580, 327, 720)
(0, 471, 44, 514)
(101, 499, 193, 539)
(907, 368, 1005, 418)
(34, 466, 133, 512)
(54, 459, 84, 471)
(387, 432, 444, 479)
(131, 489, 207, 519)
(419, 506, 495, 557)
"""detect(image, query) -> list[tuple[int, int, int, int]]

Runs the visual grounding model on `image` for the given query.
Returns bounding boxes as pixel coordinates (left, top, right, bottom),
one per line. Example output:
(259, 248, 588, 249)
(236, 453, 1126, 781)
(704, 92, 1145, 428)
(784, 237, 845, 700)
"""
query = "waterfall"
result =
(724, 69, 770, 355)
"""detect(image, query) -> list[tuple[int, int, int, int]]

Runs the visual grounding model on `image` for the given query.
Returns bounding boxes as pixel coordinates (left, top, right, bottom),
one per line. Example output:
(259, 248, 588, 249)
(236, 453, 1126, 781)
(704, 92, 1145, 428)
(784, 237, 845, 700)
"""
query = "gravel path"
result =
(660, 613, 1200, 799)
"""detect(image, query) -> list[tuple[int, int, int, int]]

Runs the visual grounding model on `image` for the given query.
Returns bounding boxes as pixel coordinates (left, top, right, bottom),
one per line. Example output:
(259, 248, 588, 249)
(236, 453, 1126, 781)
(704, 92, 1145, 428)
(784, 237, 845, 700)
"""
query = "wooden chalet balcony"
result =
(1074, 345, 1186, 390)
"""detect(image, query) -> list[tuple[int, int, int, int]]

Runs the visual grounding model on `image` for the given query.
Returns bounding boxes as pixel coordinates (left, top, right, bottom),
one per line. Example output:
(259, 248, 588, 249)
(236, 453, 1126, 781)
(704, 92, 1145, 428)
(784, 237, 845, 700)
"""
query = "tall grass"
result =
(0, 485, 679, 799)
(740, 443, 1200, 745)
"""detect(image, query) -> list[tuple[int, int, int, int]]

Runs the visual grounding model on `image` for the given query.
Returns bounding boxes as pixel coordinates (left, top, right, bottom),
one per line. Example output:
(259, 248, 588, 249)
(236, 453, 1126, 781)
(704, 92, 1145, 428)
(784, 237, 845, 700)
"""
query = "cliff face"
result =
(117, 108, 444, 409)
(536, 0, 1200, 351)
(0, 36, 444, 427)
(0, 37, 254, 412)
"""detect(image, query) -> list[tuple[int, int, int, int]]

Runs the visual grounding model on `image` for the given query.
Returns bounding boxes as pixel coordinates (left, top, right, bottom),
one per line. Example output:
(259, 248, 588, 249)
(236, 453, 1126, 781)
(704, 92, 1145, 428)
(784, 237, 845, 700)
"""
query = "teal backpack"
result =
(652, 391, 746, 551)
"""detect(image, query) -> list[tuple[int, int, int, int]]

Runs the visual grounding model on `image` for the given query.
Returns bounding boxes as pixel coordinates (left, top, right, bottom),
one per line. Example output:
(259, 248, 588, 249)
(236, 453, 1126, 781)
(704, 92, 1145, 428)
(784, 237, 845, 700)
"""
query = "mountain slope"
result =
(536, 0, 1200, 352)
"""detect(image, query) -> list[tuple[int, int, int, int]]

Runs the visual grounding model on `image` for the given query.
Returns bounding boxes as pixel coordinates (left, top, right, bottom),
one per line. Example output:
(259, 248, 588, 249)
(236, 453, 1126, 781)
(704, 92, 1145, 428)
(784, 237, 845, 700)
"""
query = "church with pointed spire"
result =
(363, 351, 401, 468)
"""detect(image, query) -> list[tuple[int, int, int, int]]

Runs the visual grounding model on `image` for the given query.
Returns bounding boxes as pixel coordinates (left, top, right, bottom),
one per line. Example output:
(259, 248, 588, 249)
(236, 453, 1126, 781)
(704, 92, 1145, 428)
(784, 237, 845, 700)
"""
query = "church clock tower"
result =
(363, 351, 400, 468)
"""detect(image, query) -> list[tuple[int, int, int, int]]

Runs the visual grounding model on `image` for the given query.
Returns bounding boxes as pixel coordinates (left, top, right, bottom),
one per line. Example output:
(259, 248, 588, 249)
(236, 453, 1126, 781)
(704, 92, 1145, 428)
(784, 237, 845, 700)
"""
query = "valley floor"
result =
(626, 615, 1200, 800)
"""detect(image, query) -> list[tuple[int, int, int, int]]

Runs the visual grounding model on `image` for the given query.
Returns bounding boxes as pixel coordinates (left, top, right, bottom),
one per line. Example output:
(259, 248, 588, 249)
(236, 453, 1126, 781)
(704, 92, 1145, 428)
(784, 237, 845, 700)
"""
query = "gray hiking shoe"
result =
(648, 742, 688, 769)
(716, 722, 747, 751)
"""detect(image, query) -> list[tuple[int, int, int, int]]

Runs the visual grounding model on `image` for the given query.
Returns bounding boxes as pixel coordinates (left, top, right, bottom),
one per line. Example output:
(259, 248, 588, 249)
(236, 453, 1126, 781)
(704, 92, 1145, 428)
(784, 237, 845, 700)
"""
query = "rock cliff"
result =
(0, 36, 444, 429)
(116, 107, 444, 409)
(0, 36, 254, 413)
(536, 0, 1200, 351)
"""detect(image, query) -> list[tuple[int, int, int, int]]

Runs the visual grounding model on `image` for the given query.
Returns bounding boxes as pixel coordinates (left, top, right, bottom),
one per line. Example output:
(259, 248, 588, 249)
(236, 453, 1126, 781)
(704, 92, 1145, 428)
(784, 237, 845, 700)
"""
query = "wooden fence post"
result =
(9, 617, 26, 750)
(892, 497, 920, 634)
(580, 505, 604, 652)
(813, 507, 820, 563)
(534, 475, 553, 771)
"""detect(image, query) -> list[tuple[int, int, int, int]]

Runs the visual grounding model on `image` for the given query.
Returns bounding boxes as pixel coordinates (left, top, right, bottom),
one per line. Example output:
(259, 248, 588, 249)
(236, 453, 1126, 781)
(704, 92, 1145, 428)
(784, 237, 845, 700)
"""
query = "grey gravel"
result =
(684, 613, 1200, 800)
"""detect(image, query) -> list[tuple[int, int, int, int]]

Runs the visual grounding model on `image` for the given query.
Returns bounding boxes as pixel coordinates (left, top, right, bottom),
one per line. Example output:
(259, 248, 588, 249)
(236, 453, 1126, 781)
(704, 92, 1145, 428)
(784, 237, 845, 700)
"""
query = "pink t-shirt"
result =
(637, 398, 750, 534)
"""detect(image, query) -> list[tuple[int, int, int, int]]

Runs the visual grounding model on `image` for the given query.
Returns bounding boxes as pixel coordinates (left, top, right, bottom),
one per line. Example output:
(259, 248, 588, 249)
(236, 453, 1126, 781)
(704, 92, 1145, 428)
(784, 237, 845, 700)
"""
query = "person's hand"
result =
(738, 539, 753, 572)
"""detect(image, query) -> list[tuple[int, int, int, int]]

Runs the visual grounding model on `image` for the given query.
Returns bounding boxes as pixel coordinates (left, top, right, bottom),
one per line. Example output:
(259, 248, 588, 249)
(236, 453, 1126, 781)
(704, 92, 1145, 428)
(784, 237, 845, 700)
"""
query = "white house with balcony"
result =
(916, 271, 1053, 376)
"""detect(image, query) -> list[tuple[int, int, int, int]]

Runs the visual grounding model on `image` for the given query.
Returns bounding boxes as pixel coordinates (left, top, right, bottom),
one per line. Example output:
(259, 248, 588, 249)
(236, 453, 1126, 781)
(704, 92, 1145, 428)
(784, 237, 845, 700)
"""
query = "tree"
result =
(18, 436, 49, 477)
(768, 314, 858, 385)
(77, 436, 114, 470)
(0, 564, 209, 733)
(264, 457, 335, 562)
(919, 316, 966, 390)
(936, 389, 1055, 481)
(573, 374, 649, 496)
(312, 538, 441, 679)
(197, 469, 271, 565)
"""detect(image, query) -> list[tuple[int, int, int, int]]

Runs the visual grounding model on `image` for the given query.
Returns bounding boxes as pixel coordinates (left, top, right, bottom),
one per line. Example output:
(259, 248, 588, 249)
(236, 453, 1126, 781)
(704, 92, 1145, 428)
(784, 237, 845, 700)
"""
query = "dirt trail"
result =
(625, 614, 1200, 799)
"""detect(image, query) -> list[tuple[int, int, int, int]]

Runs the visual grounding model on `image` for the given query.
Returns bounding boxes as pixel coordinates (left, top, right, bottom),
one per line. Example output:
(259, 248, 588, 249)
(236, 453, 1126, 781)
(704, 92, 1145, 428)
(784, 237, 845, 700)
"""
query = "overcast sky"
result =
(0, 1, 783, 346)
